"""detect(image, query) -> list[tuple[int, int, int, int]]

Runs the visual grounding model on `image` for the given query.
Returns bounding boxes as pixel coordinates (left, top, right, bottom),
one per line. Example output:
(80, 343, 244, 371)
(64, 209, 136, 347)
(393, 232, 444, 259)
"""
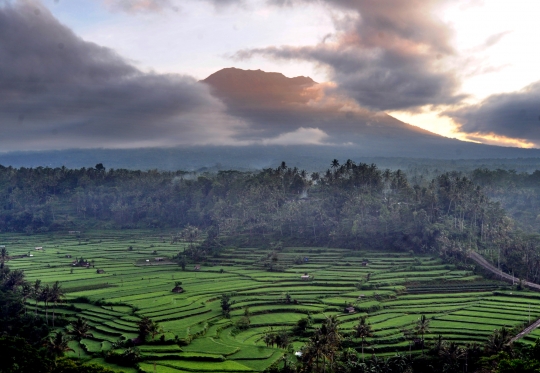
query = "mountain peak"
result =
(203, 67, 316, 87)
(202, 67, 318, 109)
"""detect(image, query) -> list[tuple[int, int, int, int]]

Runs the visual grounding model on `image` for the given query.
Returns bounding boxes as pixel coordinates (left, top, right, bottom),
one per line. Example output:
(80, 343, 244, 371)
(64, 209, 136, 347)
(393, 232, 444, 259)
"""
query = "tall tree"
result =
(136, 316, 161, 341)
(49, 281, 64, 327)
(415, 314, 430, 355)
(0, 246, 8, 265)
(68, 317, 94, 341)
(355, 316, 374, 361)
(32, 279, 41, 318)
(39, 284, 51, 324)
(45, 331, 74, 358)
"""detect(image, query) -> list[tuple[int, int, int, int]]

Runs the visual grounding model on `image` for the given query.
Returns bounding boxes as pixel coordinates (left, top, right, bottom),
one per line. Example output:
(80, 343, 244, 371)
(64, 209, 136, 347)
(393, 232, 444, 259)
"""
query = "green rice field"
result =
(2, 230, 539, 372)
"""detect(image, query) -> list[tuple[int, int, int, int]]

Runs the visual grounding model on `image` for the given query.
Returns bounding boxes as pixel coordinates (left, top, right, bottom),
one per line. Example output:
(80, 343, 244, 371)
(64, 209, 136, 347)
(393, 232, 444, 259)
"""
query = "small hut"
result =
(194, 265, 201, 271)
(35, 247, 43, 251)
(345, 306, 356, 314)
(96, 269, 105, 274)
(301, 273, 310, 280)
(361, 261, 369, 267)
(172, 285, 184, 293)
(65, 254, 72, 258)
(155, 257, 164, 262)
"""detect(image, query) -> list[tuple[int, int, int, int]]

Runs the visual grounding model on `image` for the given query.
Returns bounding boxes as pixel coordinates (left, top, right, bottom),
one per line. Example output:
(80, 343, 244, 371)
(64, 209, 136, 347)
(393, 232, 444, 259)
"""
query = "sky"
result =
(1, 0, 540, 151)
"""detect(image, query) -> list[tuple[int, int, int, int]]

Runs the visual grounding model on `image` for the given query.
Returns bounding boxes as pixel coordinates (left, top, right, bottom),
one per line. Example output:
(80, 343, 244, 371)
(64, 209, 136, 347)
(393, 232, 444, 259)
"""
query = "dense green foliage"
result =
(0, 264, 116, 373)
(5, 161, 540, 372)
(0, 162, 510, 254)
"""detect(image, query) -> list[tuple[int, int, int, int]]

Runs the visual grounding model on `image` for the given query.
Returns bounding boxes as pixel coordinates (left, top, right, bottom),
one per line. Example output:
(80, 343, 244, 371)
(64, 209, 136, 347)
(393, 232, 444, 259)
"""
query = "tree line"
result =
(3, 160, 540, 282)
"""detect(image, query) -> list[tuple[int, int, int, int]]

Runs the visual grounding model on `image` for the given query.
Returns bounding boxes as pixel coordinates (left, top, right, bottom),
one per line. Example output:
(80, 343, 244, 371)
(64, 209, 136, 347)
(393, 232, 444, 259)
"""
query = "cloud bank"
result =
(0, 1, 247, 151)
(3, 0, 539, 151)
(0, 1, 343, 151)
(447, 81, 540, 146)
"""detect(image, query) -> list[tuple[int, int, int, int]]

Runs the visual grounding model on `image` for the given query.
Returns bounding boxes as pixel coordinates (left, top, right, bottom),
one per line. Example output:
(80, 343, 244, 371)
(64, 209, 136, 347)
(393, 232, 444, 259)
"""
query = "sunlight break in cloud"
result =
(462, 133, 536, 149)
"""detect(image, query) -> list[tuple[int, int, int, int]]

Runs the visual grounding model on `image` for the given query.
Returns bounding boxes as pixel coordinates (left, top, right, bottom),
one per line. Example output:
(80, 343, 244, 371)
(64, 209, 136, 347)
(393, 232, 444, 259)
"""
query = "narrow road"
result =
(468, 251, 540, 291)
(510, 318, 540, 343)
(467, 251, 540, 342)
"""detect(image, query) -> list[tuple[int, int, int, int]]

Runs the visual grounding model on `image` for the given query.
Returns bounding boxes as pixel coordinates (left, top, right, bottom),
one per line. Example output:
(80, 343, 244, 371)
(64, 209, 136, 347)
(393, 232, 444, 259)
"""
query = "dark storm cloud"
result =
(0, 2, 243, 150)
(234, 0, 464, 111)
(447, 82, 540, 144)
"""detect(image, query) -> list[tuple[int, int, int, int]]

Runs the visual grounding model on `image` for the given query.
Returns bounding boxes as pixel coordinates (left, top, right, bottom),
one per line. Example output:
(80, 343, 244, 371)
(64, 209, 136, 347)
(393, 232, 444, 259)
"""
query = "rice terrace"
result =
(4, 229, 540, 373)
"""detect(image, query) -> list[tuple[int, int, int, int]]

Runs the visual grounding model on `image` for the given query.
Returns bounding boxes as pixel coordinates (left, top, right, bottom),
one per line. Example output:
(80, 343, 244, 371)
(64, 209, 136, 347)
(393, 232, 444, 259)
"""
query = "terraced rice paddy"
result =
(3, 230, 540, 372)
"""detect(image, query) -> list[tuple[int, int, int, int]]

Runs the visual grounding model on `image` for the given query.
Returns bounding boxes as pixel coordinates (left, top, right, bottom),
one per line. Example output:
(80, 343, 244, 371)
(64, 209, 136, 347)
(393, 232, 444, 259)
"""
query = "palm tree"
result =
(32, 279, 41, 318)
(0, 246, 8, 264)
(39, 284, 51, 324)
(4, 269, 25, 290)
(263, 332, 274, 347)
(49, 281, 65, 327)
(355, 316, 374, 361)
(137, 316, 161, 341)
(21, 283, 32, 315)
(321, 315, 341, 371)
(439, 341, 466, 371)
(387, 353, 408, 373)
(121, 347, 141, 365)
(302, 330, 326, 373)
(148, 320, 163, 341)
(485, 326, 511, 355)
(137, 316, 152, 340)
(0, 262, 8, 281)
(46, 331, 74, 357)
(68, 317, 94, 341)
(415, 314, 430, 355)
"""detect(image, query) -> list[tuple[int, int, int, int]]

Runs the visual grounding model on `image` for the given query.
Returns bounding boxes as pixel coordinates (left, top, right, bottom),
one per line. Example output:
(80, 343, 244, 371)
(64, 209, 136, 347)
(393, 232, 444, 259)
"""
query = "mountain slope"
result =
(202, 67, 452, 142)
(201, 67, 540, 159)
